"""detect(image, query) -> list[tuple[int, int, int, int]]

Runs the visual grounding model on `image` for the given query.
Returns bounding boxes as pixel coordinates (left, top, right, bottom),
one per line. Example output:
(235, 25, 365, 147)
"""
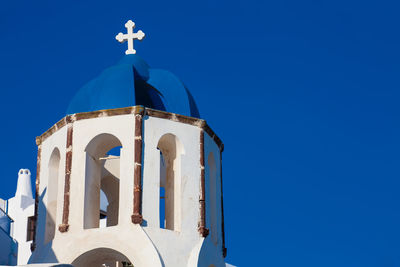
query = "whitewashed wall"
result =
(30, 111, 226, 267)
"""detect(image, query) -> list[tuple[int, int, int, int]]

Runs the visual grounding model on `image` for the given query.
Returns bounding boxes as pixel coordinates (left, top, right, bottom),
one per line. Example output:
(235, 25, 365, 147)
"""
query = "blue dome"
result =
(67, 55, 200, 118)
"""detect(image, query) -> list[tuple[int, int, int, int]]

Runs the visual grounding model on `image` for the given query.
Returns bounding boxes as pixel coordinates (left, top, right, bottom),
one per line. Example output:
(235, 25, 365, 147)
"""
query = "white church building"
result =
(0, 20, 234, 267)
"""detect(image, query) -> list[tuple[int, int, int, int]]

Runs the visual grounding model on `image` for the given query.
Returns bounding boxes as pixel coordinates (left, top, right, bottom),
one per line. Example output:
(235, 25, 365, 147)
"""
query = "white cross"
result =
(115, 20, 145, 55)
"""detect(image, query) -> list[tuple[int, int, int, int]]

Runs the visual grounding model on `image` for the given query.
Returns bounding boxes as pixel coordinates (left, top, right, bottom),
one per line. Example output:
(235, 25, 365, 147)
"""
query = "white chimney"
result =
(15, 169, 33, 198)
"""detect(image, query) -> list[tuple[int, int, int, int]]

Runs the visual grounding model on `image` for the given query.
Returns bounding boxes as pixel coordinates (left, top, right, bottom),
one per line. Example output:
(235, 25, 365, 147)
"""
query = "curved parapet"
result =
(57, 225, 162, 267)
(187, 237, 225, 267)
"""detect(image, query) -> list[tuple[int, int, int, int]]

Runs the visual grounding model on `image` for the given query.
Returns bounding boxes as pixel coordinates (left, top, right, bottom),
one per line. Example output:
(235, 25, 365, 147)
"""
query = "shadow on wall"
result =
(45, 148, 61, 244)
(0, 226, 18, 265)
(28, 188, 59, 264)
(0, 207, 18, 265)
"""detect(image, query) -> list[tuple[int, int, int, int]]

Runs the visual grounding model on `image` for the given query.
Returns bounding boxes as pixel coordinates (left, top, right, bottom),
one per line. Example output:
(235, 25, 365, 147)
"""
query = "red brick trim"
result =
(59, 116, 74, 233)
(37, 107, 223, 152)
(131, 108, 144, 224)
(198, 130, 209, 237)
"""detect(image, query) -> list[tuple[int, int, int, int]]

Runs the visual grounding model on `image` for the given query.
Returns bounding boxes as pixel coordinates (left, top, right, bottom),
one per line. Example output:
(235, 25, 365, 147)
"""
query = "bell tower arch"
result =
(29, 20, 228, 265)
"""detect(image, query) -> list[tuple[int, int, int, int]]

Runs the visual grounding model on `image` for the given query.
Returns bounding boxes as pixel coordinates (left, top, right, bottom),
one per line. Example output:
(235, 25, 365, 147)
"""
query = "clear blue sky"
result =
(1, 1, 400, 266)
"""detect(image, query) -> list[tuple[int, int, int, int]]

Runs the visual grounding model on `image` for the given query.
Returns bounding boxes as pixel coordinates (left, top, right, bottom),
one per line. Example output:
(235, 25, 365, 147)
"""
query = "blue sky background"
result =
(1, 1, 400, 266)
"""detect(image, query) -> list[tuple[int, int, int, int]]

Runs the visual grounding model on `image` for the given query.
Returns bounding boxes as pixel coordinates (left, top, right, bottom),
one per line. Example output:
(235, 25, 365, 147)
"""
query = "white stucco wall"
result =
(204, 133, 224, 251)
(31, 114, 161, 267)
(30, 111, 227, 267)
(141, 115, 204, 266)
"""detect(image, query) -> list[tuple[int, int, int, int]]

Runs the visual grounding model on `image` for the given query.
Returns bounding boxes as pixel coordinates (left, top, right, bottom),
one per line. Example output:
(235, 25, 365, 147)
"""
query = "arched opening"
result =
(45, 148, 60, 243)
(99, 189, 108, 228)
(159, 151, 166, 229)
(84, 134, 122, 229)
(157, 133, 184, 231)
(100, 173, 120, 227)
(208, 152, 218, 244)
(71, 247, 132, 267)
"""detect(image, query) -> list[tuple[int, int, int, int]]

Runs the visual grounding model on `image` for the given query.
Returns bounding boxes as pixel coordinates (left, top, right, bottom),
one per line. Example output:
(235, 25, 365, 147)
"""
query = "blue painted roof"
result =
(67, 55, 200, 118)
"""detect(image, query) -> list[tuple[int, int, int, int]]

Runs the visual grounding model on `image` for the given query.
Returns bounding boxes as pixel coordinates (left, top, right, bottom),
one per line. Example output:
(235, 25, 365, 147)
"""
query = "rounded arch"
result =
(157, 133, 185, 231)
(71, 247, 131, 267)
(45, 147, 61, 243)
(84, 133, 123, 229)
(157, 133, 185, 156)
(63, 227, 163, 267)
(85, 133, 123, 158)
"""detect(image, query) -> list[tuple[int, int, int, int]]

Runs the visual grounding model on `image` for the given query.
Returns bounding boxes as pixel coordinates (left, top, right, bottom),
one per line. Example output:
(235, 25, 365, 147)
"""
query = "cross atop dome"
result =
(115, 20, 145, 55)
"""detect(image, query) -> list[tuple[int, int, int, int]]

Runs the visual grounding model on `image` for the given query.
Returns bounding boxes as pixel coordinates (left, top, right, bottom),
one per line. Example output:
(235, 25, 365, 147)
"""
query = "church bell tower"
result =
(30, 20, 227, 267)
